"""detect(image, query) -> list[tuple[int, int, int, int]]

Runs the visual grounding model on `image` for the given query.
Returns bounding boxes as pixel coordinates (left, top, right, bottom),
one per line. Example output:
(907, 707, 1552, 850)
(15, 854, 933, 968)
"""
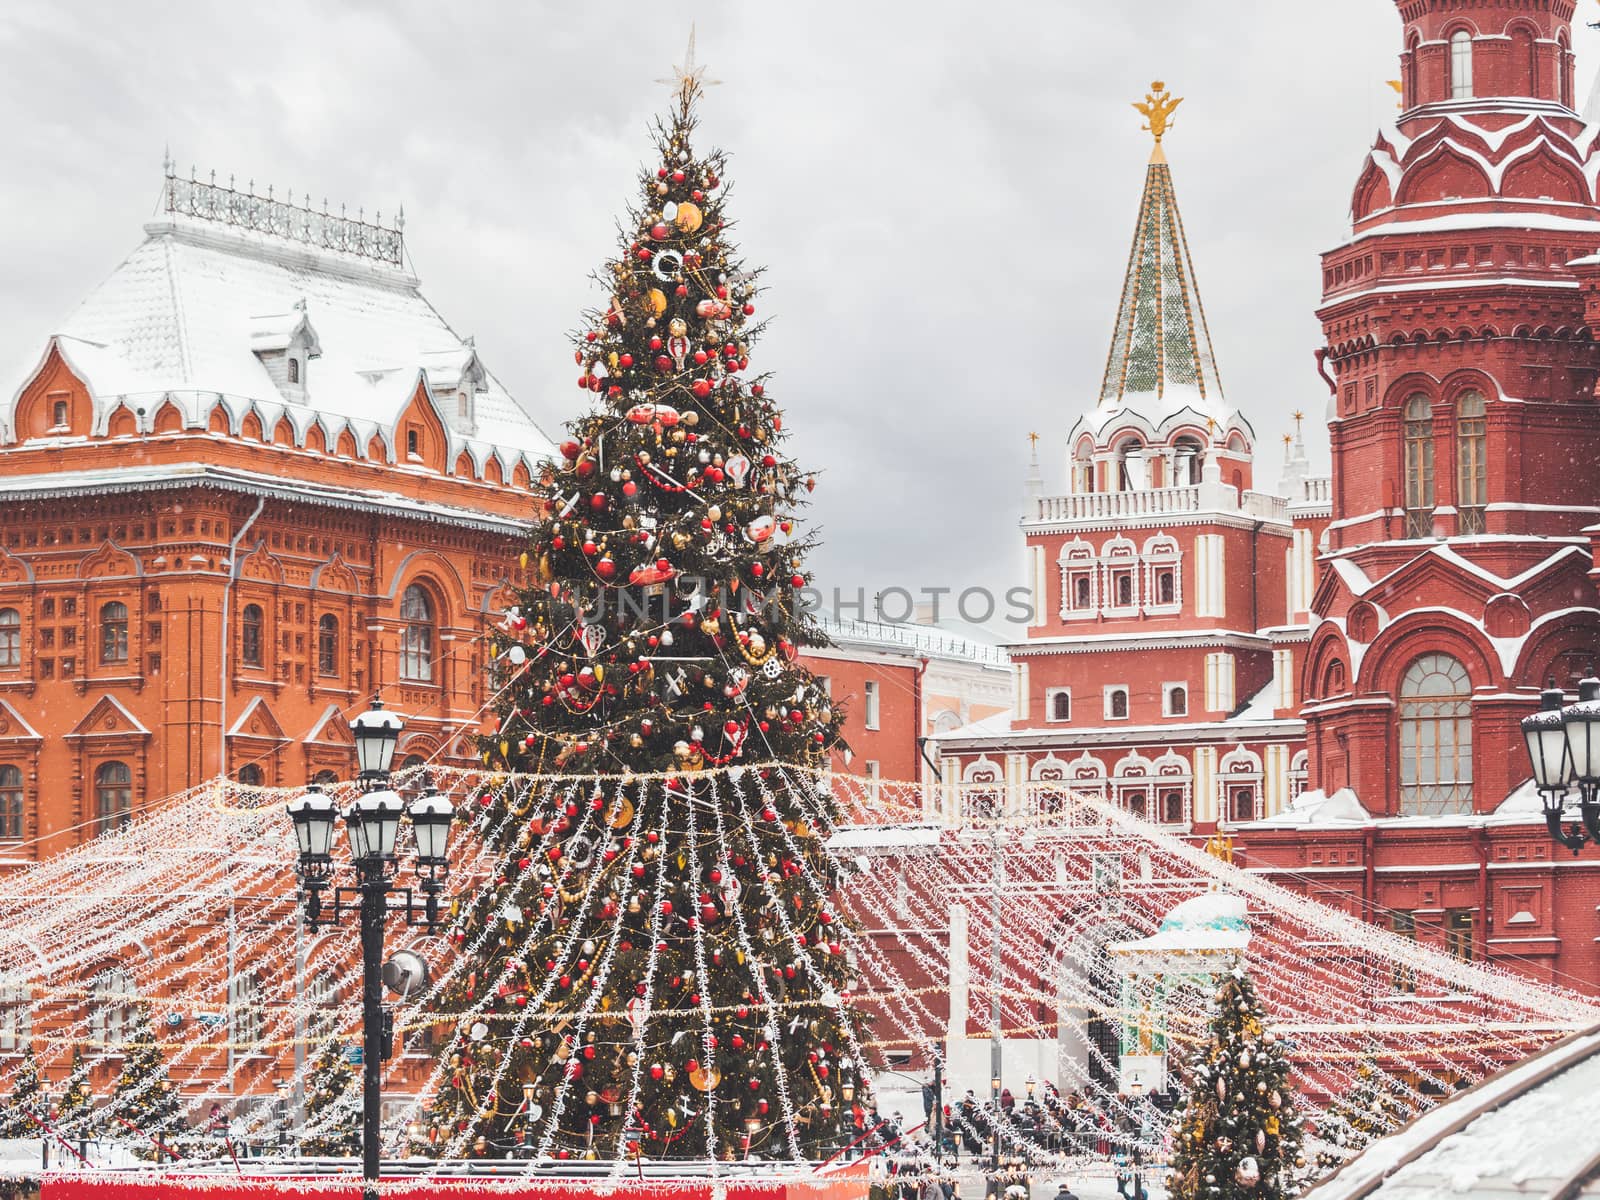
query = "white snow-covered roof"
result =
(1248, 788, 1374, 829)
(815, 616, 1010, 668)
(1308, 1023, 1600, 1200)
(827, 824, 943, 851)
(5, 193, 555, 467)
(1110, 891, 1251, 957)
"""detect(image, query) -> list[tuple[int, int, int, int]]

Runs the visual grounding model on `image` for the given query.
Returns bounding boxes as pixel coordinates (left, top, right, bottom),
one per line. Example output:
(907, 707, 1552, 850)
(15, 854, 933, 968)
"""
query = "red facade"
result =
(1240, 0, 1600, 991)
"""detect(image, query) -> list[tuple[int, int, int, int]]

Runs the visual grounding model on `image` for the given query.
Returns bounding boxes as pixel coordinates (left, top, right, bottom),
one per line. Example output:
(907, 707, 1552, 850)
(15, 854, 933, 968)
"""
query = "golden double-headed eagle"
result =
(1134, 81, 1184, 144)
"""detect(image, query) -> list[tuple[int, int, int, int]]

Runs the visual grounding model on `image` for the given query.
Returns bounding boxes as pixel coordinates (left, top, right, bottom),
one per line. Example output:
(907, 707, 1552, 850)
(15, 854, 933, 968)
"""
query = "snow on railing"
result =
(163, 161, 405, 268)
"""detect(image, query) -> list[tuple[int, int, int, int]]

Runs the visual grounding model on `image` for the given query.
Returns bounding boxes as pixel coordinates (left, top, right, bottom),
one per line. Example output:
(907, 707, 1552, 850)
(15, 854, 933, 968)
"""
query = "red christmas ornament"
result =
(650, 223, 670, 241)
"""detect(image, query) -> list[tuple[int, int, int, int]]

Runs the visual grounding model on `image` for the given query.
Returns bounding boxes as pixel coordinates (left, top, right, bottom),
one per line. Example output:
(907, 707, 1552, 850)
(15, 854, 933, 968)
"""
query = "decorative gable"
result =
(78, 541, 140, 580)
(228, 696, 288, 744)
(9, 339, 93, 444)
(395, 379, 449, 473)
(65, 695, 151, 742)
(0, 699, 42, 743)
(304, 703, 355, 748)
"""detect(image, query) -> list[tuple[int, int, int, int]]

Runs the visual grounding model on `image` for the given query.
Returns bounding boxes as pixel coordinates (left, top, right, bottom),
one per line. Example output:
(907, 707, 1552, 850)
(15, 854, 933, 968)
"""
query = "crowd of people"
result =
(859, 1073, 1170, 1200)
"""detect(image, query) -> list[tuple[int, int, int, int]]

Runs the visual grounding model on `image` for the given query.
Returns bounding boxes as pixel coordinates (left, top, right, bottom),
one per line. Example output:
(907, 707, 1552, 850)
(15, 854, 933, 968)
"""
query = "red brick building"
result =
(0, 164, 557, 867)
(1238, 0, 1600, 990)
(936, 99, 1330, 837)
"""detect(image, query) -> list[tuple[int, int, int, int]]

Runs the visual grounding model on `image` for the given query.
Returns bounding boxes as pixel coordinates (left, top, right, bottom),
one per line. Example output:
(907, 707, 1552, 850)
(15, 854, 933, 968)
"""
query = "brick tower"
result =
(1304, 0, 1600, 816)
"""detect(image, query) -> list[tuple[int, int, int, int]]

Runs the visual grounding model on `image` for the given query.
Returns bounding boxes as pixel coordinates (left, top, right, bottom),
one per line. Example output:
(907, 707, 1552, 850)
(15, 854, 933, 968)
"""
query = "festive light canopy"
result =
(0, 764, 1593, 1182)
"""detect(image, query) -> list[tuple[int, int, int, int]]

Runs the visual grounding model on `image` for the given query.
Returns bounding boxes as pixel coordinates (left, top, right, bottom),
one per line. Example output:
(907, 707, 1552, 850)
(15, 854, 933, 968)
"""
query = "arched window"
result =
(1115, 573, 1134, 607)
(241, 603, 263, 667)
(1456, 390, 1487, 534)
(1404, 393, 1435, 537)
(1399, 654, 1473, 816)
(1115, 439, 1145, 491)
(1156, 569, 1175, 605)
(1108, 689, 1129, 720)
(230, 970, 264, 1048)
(1173, 436, 1205, 485)
(312, 769, 339, 785)
(400, 585, 435, 682)
(0, 609, 18, 671)
(1228, 785, 1258, 823)
(287, 357, 300, 384)
(94, 761, 132, 837)
(237, 764, 264, 787)
(1450, 30, 1473, 99)
(0, 766, 21, 840)
(90, 966, 134, 1048)
(317, 613, 339, 676)
(1073, 446, 1095, 494)
(398, 752, 429, 799)
(1158, 788, 1186, 825)
(100, 601, 129, 664)
(1050, 692, 1071, 723)
(0, 981, 29, 1052)
(307, 969, 339, 1037)
(1404, 34, 1420, 105)
(1167, 686, 1188, 717)
(1074, 576, 1092, 610)
(1559, 35, 1571, 106)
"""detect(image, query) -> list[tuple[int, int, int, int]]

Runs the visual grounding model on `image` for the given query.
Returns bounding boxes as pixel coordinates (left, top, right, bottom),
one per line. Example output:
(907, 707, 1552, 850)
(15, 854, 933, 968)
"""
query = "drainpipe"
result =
(1475, 823, 1490, 963)
(217, 497, 267, 778)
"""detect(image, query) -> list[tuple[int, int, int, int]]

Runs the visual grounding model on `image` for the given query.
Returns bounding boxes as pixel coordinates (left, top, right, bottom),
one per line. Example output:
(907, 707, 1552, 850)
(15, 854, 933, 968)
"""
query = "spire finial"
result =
(658, 24, 720, 105)
(1133, 80, 1183, 158)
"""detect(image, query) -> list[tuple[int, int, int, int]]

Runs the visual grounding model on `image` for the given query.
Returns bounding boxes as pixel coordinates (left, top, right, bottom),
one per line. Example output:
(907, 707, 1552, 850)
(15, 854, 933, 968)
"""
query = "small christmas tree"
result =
(0, 1045, 46, 1138)
(1314, 1057, 1407, 1170)
(300, 1037, 360, 1157)
(1170, 967, 1305, 1200)
(54, 1046, 95, 1139)
(99, 1012, 187, 1160)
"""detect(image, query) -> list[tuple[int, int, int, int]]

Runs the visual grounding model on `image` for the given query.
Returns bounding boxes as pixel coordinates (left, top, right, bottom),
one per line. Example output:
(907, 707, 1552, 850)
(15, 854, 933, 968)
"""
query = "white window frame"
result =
(863, 680, 880, 730)
(1104, 686, 1130, 721)
(0, 983, 30, 1053)
(816, 675, 832, 698)
(865, 760, 880, 801)
(1046, 688, 1072, 724)
(1450, 30, 1473, 99)
(1163, 682, 1189, 717)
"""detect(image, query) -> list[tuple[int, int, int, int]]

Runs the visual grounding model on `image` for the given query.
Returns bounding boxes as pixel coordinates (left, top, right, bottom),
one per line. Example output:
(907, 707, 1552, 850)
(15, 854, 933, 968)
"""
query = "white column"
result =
(947, 903, 970, 1046)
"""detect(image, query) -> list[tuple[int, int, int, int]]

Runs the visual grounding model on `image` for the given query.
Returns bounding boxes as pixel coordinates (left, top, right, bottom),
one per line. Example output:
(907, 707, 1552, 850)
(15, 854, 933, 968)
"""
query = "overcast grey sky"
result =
(4, 2, 1597, 627)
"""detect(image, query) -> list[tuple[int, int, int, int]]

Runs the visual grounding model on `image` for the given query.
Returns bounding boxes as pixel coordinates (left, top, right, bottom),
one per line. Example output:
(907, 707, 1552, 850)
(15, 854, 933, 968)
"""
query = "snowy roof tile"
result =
(7, 169, 555, 465)
(1310, 1023, 1600, 1200)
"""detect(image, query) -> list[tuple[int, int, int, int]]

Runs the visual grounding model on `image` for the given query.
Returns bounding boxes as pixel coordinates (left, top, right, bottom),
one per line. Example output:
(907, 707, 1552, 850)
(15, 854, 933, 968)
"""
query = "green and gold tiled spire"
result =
(1098, 82, 1226, 413)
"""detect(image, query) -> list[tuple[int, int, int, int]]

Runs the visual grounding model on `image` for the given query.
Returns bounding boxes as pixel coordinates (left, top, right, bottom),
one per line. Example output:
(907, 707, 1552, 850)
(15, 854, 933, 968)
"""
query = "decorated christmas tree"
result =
(301, 1036, 360, 1157)
(0, 1045, 45, 1138)
(54, 1046, 96, 1139)
(1313, 1056, 1407, 1170)
(427, 45, 859, 1162)
(1170, 967, 1306, 1200)
(99, 1012, 187, 1160)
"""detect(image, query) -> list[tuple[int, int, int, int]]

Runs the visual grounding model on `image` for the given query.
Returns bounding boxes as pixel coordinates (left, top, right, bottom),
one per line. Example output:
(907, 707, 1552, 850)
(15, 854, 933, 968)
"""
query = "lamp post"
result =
(1519, 678, 1600, 854)
(286, 699, 454, 1200)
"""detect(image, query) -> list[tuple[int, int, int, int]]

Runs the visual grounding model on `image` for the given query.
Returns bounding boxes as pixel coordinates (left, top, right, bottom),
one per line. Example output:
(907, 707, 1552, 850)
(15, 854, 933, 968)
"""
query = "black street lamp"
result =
(286, 699, 454, 1200)
(1519, 678, 1600, 854)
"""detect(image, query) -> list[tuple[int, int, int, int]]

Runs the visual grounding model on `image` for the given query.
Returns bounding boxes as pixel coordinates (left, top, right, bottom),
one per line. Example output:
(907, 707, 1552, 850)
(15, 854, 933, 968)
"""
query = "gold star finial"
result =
(658, 25, 721, 104)
(1133, 81, 1184, 154)
(1028, 431, 1040, 447)
(1387, 79, 1404, 110)
(1293, 410, 1305, 434)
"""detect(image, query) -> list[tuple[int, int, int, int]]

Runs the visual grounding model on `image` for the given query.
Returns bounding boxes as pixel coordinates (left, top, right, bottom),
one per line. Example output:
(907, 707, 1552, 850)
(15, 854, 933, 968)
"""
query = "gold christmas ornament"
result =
(675, 201, 704, 233)
(647, 288, 668, 315)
